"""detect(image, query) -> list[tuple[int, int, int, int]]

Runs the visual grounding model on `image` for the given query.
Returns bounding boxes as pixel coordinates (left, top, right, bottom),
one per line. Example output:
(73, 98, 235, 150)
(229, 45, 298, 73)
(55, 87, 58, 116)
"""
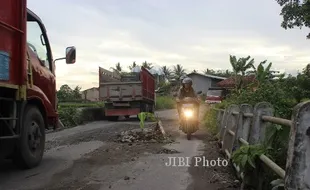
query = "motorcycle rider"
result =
(176, 77, 200, 128)
(179, 75, 187, 86)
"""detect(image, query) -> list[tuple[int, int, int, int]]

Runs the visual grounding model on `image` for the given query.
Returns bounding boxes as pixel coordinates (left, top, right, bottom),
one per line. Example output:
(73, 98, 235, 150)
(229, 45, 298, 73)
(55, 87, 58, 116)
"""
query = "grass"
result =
(59, 102, 104, 108)
(57, 97, 176, 128)
(58, 102, 105, 128)
(203, 106, 220, 136)
(155, 96, 176, 110)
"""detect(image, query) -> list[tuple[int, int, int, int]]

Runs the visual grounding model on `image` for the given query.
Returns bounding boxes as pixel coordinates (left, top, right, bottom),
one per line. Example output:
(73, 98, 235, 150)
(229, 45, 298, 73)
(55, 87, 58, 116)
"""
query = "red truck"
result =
(99, 66, 155, 120)
(0, 0, 76, 169)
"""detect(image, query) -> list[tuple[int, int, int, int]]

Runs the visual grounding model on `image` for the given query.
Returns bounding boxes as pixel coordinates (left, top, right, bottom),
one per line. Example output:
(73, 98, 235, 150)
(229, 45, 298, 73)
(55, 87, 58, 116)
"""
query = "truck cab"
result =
(0, 1, 76, 169)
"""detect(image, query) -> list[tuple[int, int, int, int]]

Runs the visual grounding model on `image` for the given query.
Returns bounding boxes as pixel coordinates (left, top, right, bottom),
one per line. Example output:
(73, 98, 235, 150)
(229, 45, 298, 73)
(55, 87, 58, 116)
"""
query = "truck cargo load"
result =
(99, 66, 155, 120)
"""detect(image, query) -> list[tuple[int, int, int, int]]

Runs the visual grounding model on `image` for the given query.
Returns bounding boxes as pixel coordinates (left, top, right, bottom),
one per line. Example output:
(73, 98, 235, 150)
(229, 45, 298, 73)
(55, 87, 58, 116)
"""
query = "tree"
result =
(142, 61, 153, 69)
(204, 69, 233, 77)
(110, 62, 122, 72)
(161, 66, 171, 80)
(57, 84, 82, 102)
(115, 62, 122, 71)
(303, 63, 310, 76)
(229, 55, 255, 89)
(129, 61, 138, 70)
(279, 64, 310, 102)
(72, 86, 82, 100)
(276, 0, 310, 38)
(172, 64, 186, 80)
(57, 84, 73, 102)
(248, 60, 285, 85)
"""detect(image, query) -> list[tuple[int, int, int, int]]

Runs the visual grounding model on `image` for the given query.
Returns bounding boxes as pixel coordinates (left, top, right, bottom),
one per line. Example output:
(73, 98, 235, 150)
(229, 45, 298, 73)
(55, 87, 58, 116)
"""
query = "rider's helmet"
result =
(180, 75, 187, 82)
(182, 77, 193, 86)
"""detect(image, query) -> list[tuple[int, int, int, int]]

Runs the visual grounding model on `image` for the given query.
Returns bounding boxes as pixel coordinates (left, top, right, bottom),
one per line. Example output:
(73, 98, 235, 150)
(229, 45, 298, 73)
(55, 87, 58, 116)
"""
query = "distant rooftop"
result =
(217, 75, 256, 87)
(187, 72, 227, 80)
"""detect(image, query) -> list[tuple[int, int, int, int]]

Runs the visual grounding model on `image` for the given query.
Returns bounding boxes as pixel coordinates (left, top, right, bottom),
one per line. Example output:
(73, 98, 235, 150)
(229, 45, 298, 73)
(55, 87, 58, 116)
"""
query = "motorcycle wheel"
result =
(187, 132, 191, 140)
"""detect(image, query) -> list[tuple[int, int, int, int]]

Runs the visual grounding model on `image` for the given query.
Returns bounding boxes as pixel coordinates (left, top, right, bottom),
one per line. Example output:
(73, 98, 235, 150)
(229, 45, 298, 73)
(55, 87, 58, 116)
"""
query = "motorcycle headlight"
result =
(184, 110, 193, 117)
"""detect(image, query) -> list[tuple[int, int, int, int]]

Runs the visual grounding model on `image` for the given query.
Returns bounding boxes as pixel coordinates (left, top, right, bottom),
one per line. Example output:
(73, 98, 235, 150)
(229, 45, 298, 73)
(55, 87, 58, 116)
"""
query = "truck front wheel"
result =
(13, 105, 45, 169)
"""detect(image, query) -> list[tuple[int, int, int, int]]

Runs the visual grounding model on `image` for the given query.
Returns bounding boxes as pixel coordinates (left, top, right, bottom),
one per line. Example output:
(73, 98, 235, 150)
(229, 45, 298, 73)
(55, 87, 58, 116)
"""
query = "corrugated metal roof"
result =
(187, 72, 227, 80)
(217, 75, 256, 87)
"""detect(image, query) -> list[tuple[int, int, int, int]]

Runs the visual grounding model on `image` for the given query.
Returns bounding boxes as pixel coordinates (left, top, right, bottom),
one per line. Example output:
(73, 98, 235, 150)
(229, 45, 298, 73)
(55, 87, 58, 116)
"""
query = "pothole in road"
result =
(156, 148, 180, 154)
(115, 128, 174, 144)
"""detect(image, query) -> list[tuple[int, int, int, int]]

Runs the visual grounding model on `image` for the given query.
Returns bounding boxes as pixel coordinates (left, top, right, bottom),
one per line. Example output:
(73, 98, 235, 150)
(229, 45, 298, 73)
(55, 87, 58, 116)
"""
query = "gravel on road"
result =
(0, 108, 239, 190)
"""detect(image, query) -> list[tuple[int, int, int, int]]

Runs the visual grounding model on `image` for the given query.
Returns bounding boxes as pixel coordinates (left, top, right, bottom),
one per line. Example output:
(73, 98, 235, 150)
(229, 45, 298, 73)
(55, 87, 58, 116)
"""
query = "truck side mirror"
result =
(66, 46, 76, 64)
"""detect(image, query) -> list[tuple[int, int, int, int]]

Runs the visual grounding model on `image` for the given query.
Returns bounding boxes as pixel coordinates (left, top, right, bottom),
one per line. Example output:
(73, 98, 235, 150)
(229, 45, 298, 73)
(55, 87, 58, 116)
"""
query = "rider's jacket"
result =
(177, 87, 196, 99)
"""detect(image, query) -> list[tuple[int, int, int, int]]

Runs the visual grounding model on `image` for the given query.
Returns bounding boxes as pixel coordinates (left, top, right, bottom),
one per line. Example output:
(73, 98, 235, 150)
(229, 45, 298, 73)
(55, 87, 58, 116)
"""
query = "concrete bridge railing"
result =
(212, 101, 310, 190)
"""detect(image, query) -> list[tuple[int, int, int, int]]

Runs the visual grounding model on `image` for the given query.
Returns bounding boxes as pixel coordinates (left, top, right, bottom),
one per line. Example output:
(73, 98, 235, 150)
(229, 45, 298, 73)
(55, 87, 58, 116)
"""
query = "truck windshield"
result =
(27, 21, 50, 70)
(207, 90, 222, 96)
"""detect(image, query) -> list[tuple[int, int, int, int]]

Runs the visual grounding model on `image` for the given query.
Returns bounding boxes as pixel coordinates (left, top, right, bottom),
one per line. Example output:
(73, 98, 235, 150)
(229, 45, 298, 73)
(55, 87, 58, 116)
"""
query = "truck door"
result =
(27, 20, 56, 113)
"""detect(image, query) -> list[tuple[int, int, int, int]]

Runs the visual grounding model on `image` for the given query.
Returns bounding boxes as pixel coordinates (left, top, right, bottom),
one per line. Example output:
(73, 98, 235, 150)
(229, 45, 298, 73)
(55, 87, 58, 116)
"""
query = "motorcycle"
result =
(175, 91, 202, 140)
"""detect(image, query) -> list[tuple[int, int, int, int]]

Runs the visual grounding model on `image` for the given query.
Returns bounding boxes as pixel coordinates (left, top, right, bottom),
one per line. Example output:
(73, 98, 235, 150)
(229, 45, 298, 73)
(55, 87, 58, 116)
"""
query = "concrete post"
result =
(219, 105, 232, 141)
(216, 109, 224, 132)
(248, 102, 274, 144)
(285, 101, 310, 190)
(222, 104, 240, 157)
(235, 104, 253, 149)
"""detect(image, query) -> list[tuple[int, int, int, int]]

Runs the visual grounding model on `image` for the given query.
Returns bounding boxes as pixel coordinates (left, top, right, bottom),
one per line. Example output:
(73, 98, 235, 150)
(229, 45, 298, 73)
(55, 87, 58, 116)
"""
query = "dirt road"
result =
(0, 107, 239, 190)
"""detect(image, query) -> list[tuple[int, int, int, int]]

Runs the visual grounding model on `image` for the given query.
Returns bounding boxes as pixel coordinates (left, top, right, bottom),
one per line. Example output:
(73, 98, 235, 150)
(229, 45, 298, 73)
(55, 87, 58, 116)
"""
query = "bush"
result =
(203, 108, 218, 135)
(204, 82, 295, 189)
(58, 102, 105, 128)
(59, 102, 104, 108)
(155, 96, 175, 110)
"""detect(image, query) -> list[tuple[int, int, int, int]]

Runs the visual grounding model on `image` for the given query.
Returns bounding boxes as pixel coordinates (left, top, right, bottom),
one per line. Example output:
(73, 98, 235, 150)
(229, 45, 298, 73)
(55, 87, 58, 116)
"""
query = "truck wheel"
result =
(107, 116, 119, 121)
(13, 105, 45, 169)
(150, 104, 155, 113)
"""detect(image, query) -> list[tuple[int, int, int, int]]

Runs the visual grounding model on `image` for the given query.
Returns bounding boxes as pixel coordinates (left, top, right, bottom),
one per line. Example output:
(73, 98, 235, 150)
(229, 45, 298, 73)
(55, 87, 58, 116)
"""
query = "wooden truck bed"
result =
(0, 0, 27, 88)
(99, 66, 155, 117)
(99, 81, 143, 102)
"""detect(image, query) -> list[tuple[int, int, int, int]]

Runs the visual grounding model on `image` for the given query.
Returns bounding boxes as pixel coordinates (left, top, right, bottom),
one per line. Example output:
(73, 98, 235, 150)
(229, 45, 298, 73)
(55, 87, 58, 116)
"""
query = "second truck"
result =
(99, 66, 156, 120)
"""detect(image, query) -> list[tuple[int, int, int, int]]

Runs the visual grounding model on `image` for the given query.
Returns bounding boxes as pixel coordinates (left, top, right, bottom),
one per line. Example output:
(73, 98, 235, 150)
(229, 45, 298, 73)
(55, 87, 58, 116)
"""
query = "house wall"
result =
(188, 74, 223, 95)
(82, 88, 99, 102)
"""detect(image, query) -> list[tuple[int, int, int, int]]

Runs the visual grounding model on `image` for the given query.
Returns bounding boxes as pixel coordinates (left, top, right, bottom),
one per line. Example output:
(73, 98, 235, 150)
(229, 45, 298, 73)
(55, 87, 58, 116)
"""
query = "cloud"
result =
(27, 0, 310, 90)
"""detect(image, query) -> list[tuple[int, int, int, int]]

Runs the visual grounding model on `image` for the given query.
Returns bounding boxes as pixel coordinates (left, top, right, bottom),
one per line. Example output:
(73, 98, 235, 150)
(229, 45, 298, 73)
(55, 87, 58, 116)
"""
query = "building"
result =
(82, 87, 99, 102)
(186, 72, 227, 94)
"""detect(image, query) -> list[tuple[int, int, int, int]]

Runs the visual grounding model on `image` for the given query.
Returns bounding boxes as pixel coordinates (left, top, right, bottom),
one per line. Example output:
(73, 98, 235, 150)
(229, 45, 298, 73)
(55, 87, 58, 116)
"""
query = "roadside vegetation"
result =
(56, 85, 106, 128)
(202, 4, 310, 188)
(203, 54, 310, 189)
(56, 61, 236, 128)
(155, 96, 175, 110)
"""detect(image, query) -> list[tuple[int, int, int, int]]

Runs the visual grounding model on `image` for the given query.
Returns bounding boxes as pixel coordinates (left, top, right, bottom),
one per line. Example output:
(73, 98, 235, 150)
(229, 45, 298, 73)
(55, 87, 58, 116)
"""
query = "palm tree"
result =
(229, 55, 254, 75)
(204, 69, 216, 75)
(110, 62, 122, 72)
(172, 64, 186, 80)
(115, 62, 122, 71)
(142, 61, 153, 69)
(161, 66, 171, 80)
(303, 63, 310, 77)
(129, 61, 138, 70)
(250, 60, 283, 86)
(229, 55, 255, 90)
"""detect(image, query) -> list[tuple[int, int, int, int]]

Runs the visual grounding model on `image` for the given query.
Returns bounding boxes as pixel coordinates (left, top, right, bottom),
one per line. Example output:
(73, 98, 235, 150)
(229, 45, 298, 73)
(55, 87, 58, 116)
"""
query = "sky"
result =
(27, 0, 310, 90)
